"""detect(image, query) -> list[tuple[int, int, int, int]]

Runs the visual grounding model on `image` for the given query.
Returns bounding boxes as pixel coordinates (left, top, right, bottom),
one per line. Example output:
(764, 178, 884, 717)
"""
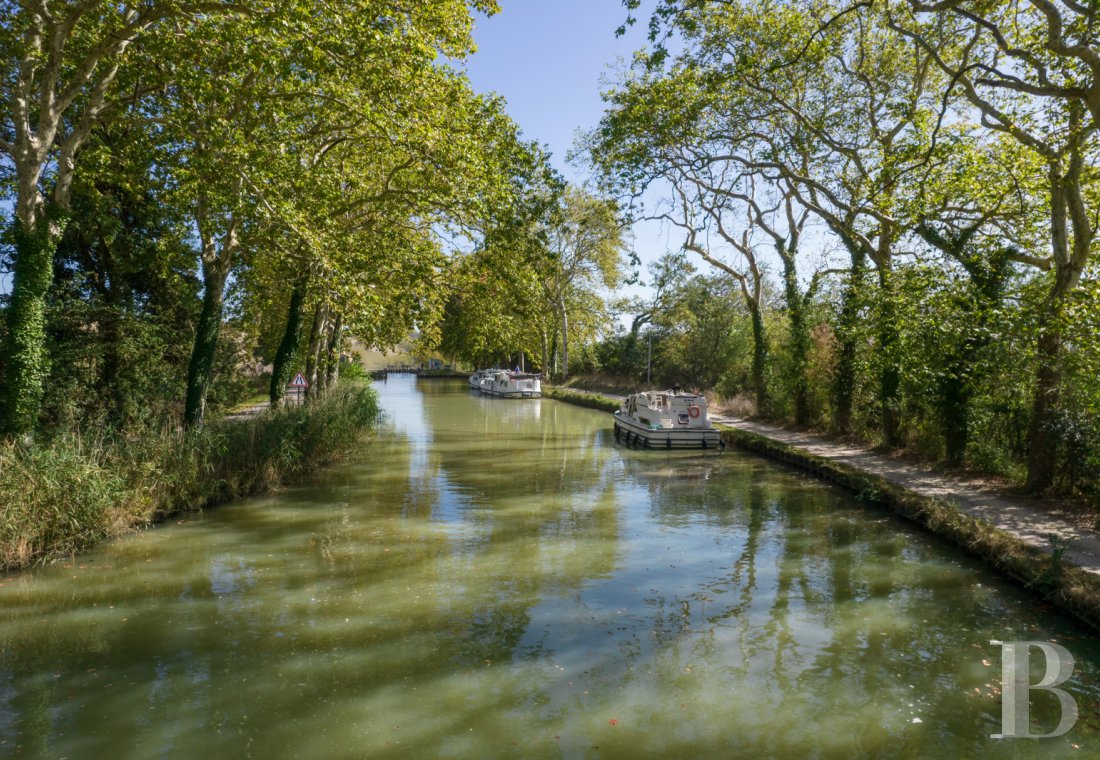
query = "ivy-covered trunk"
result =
(184, 257, 230, 428)
(324, 313, 343, 389)
(832, 252, 866, 435)
(1, 215, 66, 438)
(876, 264, 902, 448)
(780, 252, 810, 425)
(748, 297, 769, 415)
(1025, 315, 1064, 492)
(941, 256, 1008, 468)
(269, 278, 308, 406)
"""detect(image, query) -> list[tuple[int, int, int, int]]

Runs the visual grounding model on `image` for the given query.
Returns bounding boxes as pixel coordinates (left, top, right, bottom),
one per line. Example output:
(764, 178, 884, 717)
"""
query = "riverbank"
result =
(546, 385, 1100, 631)
(0, 383, 380, 572)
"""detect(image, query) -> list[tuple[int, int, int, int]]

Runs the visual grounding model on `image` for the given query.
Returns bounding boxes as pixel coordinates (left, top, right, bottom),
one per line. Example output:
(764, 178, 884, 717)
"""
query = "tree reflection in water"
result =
(0, 377, 1097, 758)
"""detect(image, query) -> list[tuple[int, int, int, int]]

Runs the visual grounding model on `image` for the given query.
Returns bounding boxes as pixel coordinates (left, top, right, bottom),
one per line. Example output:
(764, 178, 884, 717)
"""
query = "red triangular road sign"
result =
(289, 372, 309, 387)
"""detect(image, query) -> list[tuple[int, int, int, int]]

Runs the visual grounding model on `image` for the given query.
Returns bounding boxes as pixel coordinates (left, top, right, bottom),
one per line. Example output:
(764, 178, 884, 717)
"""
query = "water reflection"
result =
(0, 376, 1097, 758)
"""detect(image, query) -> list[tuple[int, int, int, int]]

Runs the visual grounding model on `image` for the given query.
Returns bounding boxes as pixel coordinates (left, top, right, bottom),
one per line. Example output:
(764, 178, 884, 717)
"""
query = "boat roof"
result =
(629, 388, 704, 399)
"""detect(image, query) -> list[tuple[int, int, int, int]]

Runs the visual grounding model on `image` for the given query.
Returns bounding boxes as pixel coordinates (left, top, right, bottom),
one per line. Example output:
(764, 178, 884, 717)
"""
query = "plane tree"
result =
(887, 0, 1100, 488)
(538, 186, 628, 380)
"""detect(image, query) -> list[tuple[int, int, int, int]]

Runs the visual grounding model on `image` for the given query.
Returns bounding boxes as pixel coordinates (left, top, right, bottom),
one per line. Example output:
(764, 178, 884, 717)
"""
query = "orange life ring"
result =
(688, 405, 701, 419)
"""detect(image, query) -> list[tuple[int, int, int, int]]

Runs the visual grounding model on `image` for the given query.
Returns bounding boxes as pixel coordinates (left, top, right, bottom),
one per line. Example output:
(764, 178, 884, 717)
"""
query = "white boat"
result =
(613, 389, 723, 449)
(479, 370, 542, 398)
(468, 369, 492, 390)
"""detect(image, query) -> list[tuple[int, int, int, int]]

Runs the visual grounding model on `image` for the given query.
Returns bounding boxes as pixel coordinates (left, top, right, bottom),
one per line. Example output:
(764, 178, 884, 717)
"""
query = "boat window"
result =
(677, 413, 689, 425)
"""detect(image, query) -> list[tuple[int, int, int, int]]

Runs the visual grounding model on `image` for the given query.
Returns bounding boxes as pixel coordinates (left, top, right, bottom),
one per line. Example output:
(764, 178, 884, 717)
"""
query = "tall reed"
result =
(0, 383, 380, 570)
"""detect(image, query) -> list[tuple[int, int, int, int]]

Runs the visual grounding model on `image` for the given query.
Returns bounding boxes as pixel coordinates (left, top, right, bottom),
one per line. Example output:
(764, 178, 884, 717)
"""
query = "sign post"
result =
(289, 371, 309, 403)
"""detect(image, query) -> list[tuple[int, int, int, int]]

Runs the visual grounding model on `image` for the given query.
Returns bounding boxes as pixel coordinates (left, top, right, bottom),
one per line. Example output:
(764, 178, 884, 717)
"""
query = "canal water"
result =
(1, 376, 1098, 758)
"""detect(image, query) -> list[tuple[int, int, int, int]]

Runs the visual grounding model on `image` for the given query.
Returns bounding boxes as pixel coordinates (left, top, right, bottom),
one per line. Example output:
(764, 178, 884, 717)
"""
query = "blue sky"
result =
(463, 0, 647, 185)
(461, 2, 839, 309)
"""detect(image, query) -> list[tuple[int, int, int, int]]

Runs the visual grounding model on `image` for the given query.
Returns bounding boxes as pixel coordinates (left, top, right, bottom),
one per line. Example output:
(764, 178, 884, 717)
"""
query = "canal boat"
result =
(468, 369, 494, 391)
(479, 370, 542, 398)
(613, 389, 722, 449)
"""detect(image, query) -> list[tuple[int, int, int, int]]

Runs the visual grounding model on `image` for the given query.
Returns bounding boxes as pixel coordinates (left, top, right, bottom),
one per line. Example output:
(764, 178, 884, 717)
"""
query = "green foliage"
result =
(586, 0, 1100, 497)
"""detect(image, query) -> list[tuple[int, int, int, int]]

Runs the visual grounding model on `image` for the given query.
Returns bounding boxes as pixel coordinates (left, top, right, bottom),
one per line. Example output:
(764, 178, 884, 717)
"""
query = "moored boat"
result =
(479, 370, 542, 398)
(613, 389, 723, 449)
(468, 369, 492, 390)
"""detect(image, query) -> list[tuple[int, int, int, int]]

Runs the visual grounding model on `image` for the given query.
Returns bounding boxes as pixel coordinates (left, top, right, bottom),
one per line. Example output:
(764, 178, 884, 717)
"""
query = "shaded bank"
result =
(0, 383, 380, 571)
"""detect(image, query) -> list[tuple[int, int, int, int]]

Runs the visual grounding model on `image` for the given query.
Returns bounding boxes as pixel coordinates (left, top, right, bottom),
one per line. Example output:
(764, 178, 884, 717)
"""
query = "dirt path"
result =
(222, 394, 304, 422)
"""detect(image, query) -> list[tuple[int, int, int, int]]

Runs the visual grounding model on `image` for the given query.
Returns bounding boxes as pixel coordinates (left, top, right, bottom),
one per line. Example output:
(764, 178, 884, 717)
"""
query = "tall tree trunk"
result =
(549, 329, 559, 380)
(1025, 156, 1092, 492)
(304, 302, 328, 398)
(184, 255, 231, 428)
(780, 251, 810, 425)
(324, 313, 343, 389)
(269, 276, 308, 407)
(876, 263, 902, 448)
(0, 214, 66, 438)
(748, 298, 769, 415)
(541, 329, 549, 379)
(833, 251, 866, 435)
(559, 305, 570, 380)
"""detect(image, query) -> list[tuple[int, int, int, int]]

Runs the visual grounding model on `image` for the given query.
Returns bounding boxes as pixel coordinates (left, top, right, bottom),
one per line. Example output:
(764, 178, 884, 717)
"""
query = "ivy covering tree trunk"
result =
(748, 299, 768, 415)
(832, 252, 866, 435)
(1026, 302, 1068, 492)
(876, 264, 902, 448)
(780, 252, 810, 425)
(184, 257, 231, 428)
(1, 215, 66, 438)
(269, 278, 308, 407)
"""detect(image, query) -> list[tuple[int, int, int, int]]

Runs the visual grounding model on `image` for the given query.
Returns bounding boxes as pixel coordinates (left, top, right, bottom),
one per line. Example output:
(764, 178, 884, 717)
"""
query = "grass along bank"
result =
(542, 386, 621, 412)
(0, 382, 380, 571)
